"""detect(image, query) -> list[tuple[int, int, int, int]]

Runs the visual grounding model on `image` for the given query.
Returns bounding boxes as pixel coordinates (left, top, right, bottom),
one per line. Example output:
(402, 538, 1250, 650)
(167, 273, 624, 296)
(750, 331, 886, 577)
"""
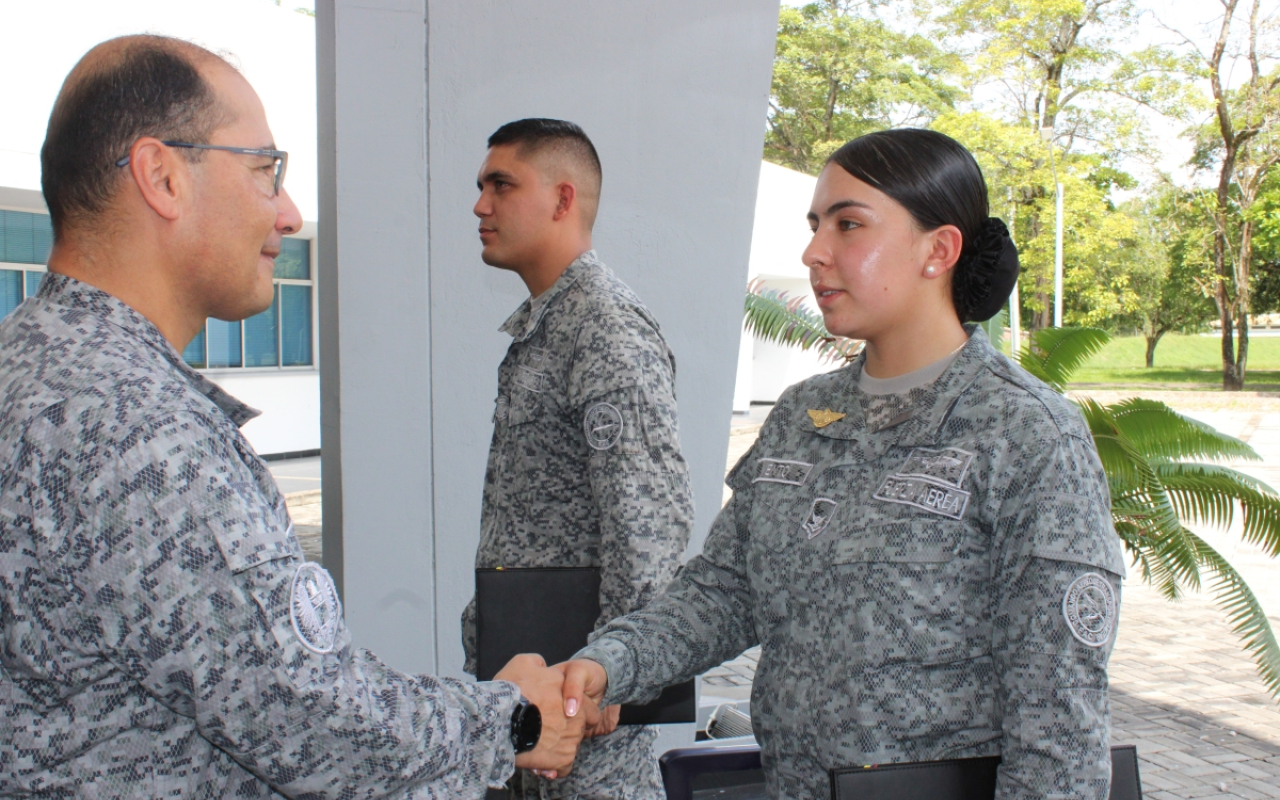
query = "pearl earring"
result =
(925, 266, 936, 275)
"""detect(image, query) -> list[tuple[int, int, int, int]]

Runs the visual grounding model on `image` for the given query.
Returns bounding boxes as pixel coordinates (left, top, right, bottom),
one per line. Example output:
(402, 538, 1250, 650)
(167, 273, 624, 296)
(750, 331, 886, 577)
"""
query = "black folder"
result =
(475, 566, 696, 724)
(828, 744, 1142, 800)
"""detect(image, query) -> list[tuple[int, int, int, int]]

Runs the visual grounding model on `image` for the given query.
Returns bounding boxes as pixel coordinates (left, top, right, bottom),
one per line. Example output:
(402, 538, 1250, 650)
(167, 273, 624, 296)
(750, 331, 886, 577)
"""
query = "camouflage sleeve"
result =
(990, 432, 1124, 800)
(569, 308, 693, 628)
(575, 447, 761, 707)
(79, 413, 520, 798)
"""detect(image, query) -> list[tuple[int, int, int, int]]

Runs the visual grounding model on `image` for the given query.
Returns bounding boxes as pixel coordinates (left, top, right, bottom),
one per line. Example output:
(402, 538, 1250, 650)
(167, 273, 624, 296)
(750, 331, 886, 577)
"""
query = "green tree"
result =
(744, 298, 1280, 700)
(766, 0, 962, 174)
(1170, 0, 1280, 389)
(932, 111, 1142, 328)
(937, 0, 1192, 329)
(1118, 191, 1216, 367)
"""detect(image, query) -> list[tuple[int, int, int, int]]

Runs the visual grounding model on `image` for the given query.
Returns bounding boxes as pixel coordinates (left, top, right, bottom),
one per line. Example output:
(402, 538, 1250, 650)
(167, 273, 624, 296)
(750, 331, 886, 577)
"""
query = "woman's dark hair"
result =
(827, 128, 1017, 322)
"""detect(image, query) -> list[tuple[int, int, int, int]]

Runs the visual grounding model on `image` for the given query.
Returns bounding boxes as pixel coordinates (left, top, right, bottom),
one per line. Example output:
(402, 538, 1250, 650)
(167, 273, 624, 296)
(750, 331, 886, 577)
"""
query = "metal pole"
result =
(1007, 192, 1020, 356)
(1040, 126, 1063, 328)
(1054, 181, 1063, 328)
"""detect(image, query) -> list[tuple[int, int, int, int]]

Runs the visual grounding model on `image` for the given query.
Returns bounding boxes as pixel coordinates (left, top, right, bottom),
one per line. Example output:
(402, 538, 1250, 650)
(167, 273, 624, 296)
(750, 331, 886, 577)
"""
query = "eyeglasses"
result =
(115, 141, 289, 197)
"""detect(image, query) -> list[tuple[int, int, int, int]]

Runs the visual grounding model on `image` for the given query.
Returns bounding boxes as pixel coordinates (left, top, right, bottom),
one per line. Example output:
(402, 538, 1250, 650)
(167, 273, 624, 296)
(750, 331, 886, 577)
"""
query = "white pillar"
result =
(317, 0, 781, 684)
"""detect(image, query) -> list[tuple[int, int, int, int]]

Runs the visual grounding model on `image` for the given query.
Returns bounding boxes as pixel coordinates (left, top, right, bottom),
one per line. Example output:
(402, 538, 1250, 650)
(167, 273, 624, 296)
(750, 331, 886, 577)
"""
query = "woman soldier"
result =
(561, 129, 1125, 798)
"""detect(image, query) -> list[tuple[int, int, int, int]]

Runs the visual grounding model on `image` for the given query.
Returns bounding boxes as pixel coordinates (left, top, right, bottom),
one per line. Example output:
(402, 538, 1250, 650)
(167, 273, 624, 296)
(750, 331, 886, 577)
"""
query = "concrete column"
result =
(318, 0, 780, 687)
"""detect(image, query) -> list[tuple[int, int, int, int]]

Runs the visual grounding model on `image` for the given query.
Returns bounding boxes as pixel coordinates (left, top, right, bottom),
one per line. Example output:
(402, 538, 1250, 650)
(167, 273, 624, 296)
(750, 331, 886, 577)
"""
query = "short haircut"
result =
(41, 35, 231, 239)
(488, 118, 603, 227)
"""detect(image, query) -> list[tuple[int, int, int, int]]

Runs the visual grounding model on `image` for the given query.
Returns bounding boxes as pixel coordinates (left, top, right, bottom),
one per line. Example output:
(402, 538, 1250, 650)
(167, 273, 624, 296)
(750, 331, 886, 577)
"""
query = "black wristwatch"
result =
(510, 695, 542, 754)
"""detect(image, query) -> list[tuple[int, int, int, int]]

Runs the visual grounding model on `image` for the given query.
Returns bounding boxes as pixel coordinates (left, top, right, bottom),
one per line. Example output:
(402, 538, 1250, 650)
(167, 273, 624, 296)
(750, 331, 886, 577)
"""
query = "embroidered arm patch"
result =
(583, 402, 624, 450)
(1062, 572, 1117, 647)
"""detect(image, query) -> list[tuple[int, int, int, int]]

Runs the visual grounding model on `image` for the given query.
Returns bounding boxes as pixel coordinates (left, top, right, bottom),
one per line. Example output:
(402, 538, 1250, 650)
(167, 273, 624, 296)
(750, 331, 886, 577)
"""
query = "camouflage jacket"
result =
(577, 327, 1125, 799)
(0, 275, 520, 799)
(462, 251, 693, 675)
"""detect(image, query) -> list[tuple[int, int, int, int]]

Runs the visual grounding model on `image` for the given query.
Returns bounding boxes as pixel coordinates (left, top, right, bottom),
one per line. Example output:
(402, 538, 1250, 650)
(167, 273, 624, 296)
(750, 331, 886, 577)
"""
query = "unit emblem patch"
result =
(494, 395, 509, 423)
(802, 498, 839, 539)
(290, 563, 341, 654)
(897, 447, 974, 488)
(1062, 572, 1117, 648)
(584, 403, 624, 450)
(754, 458, 814, 486)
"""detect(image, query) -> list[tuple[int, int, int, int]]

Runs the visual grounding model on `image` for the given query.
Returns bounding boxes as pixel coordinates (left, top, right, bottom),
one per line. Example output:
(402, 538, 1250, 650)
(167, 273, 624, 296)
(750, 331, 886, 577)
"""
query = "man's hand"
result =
(556, 658, 610, 738)
(494, 654, 596, 779)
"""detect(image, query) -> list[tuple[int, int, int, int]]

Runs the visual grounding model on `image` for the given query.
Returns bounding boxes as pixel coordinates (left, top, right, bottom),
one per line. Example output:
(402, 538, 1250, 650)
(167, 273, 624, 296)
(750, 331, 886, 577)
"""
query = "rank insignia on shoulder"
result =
(807, 409, 846, 429)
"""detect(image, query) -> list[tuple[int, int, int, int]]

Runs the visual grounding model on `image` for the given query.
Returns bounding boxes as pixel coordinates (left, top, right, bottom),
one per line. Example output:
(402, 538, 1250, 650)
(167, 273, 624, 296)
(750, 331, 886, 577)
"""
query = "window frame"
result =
(1, 223, 318, 375)
(188, 235, 318, 375)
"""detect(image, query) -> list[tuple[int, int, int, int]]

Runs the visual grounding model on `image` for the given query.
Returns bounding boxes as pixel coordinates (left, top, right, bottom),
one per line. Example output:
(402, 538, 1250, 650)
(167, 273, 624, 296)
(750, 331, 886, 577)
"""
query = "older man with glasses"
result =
(0, 34, 593, 799)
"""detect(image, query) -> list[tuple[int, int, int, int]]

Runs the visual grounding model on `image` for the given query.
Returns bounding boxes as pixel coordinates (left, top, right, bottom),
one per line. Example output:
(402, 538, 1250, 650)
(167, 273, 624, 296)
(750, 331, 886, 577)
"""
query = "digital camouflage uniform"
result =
(462, 251, 693, 800)
(0, 275, 521, 799)
(577, 327, 1125, 799)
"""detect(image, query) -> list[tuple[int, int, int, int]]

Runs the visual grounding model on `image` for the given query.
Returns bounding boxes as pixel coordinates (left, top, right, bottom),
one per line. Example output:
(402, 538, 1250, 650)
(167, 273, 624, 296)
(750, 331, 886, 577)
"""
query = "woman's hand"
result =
(555, 659, 610, 735)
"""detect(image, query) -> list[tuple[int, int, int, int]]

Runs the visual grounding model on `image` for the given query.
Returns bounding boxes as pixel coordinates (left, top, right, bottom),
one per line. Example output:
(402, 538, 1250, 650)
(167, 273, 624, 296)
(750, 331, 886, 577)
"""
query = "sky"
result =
(0, 0, 319, 218)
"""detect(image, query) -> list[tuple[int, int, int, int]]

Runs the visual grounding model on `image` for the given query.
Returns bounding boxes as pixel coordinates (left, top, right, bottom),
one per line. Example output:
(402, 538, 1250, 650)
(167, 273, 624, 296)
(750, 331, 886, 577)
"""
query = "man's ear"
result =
(552, 181, 577, 221)
(922, 224, 964, 278)
(127, 137, 186, 222)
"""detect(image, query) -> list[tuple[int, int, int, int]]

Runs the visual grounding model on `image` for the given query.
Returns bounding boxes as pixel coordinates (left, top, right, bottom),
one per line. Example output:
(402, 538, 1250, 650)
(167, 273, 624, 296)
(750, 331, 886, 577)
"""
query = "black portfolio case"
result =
(475, 566, 696, 724)
(828, 744, 1142, 800)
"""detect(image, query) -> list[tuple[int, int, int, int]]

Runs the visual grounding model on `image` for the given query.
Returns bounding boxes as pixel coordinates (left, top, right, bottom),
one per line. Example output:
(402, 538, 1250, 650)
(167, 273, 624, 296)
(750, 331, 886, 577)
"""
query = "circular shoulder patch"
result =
(290, 562, 342, 654)
(583, 402, 624, 450)
(1062, 572, 1117, 648)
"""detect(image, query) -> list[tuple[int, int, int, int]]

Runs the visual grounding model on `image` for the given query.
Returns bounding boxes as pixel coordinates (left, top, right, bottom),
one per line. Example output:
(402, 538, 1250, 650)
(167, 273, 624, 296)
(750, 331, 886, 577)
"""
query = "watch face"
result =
(514, 701, 542, 754)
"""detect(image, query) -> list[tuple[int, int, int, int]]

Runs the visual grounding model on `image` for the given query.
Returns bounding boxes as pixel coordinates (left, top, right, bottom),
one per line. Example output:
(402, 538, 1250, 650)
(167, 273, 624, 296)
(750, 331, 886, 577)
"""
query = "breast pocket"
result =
(824, 518, 984, 666)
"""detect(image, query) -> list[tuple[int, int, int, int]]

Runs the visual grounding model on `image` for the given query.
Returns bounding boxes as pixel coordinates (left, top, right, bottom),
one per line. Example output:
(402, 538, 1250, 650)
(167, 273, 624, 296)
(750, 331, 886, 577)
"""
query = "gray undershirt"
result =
(858, 345, 965, 396)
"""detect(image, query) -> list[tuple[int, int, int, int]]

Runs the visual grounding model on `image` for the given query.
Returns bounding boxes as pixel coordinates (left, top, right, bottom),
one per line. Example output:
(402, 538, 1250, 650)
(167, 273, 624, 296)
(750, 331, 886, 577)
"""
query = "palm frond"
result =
(1075, 398, 1160, 493)
(1111, 514, 1195, 600)
(743, 281, 861, 363)
(1157, 463, 1280, 557)
(1107, 399, 1260, 463)
(1186, 531, 1280, 699)
(1019, 327, 1110, 392)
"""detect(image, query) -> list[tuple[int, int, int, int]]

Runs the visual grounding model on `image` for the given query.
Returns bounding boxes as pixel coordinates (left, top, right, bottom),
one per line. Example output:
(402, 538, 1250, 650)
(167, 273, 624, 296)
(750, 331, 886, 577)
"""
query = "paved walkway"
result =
(283, 391, 1280, 798)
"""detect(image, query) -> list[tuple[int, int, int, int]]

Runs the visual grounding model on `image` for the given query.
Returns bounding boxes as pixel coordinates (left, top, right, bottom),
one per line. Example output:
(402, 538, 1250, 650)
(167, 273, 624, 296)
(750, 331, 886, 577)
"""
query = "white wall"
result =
(214, 372, 320, 455)
(743, 161, 840, 404)
(318, 0, 781, 691)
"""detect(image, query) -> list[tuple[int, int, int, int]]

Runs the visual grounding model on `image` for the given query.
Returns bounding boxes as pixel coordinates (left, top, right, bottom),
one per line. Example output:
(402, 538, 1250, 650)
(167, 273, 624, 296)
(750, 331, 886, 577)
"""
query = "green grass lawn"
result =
(1067, 333, 1280, 388)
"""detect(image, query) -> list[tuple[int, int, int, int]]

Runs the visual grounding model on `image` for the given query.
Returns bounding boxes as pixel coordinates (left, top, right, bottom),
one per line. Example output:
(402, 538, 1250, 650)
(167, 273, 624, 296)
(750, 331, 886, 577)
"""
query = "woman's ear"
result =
(922, 224, 963, 278)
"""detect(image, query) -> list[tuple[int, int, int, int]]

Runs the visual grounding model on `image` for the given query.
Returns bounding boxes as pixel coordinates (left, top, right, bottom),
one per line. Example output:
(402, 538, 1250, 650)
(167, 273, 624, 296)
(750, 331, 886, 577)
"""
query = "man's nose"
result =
(276, 188, 304, 234)
(474, 193, 490, 218)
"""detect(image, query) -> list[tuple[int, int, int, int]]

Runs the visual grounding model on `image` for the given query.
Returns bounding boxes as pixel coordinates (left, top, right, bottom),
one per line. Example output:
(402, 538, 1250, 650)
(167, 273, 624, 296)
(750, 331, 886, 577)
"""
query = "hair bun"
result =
(954, 217, 1019, 322)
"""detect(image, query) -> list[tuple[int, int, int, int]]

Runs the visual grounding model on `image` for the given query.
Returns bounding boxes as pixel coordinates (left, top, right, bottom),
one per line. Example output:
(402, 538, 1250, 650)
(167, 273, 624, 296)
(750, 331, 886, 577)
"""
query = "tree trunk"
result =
(1234, 218, 1256, 387)
(1145, 331, 1165, 368)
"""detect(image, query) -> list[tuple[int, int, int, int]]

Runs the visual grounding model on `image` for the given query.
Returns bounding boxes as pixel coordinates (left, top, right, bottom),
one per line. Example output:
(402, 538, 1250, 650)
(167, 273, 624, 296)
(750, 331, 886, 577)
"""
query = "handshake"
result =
(493, 654, 615, 779)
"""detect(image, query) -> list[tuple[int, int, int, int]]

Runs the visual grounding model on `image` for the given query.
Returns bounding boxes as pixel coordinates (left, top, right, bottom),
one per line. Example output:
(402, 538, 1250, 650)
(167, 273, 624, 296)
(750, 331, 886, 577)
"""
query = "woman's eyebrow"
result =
(807, 198, 872, 222)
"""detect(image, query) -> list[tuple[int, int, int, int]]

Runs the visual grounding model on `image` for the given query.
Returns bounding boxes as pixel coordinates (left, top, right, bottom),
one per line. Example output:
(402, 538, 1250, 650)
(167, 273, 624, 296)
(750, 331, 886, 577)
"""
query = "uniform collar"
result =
(38, 273, 261, 427)
(803, 324, 994, 444)
(498, 249, 600, 343)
